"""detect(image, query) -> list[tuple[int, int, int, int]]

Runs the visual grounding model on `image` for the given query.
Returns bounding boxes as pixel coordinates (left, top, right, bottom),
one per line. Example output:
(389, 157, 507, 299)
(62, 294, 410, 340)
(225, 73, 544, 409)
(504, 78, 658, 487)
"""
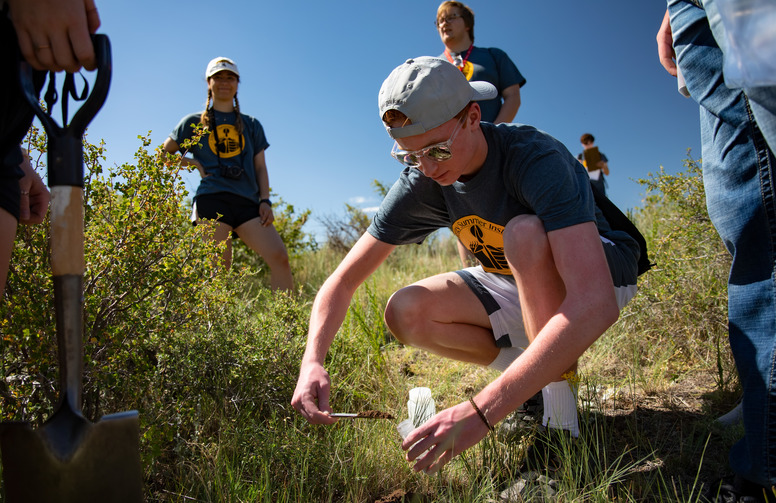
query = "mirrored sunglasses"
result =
(390, 114, 466, 168)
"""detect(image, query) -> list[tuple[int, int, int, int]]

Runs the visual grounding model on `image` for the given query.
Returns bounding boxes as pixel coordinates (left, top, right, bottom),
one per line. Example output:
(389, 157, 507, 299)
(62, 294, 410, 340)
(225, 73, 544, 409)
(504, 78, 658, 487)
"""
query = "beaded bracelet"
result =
(468, 397, 494, 432)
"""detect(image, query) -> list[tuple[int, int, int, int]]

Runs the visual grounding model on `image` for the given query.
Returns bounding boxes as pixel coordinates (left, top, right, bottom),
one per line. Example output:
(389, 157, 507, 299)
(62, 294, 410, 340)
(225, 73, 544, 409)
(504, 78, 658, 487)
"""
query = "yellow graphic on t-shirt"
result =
(461, 61, 474, 81)
(452, 215, 510, 274)
(207, 124, 243, 159)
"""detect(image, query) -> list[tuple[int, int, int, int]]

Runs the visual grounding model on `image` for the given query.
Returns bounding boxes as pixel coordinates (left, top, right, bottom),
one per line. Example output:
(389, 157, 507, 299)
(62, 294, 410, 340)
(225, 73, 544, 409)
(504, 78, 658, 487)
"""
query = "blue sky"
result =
(79, 1, 701, 240)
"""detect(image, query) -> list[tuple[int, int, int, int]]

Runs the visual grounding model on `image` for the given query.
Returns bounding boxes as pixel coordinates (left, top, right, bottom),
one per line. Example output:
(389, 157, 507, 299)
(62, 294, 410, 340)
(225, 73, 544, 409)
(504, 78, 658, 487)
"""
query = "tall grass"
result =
(2, 154, 738, 501)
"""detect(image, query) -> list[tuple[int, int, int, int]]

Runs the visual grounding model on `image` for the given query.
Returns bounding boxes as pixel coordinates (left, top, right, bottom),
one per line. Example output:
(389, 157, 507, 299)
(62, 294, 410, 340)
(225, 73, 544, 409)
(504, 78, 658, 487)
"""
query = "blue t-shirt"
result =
(170, 110, 270, 202)
(368, 123, 638, 276)
(441, 46, 526, 123)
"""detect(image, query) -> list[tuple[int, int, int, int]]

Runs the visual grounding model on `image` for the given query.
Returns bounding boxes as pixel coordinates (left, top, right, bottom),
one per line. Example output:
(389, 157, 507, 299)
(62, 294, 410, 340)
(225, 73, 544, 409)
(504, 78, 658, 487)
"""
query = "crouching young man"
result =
(292, 57, 639, 474)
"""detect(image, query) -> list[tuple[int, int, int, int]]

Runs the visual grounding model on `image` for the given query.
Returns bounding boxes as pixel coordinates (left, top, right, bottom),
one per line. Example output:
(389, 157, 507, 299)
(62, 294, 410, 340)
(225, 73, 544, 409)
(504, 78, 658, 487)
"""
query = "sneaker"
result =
(521, 425, 576, 474)
(715, 401, 743, 428)
(498, 391, 544, 439)
(703, 475, 776, 503)
(516, 391, 544, 423)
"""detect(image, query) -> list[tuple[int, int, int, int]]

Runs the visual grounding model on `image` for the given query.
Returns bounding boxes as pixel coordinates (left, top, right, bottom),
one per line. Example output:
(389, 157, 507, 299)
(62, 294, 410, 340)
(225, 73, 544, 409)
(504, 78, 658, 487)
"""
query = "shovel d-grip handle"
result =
(19, 34, 112, 188)
(19, 35, 112, 409)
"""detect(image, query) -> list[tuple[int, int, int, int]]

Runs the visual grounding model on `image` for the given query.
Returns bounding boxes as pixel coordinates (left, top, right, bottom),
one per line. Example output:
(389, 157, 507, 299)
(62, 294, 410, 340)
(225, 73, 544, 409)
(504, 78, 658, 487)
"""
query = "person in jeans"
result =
(658, 1, 776, 500)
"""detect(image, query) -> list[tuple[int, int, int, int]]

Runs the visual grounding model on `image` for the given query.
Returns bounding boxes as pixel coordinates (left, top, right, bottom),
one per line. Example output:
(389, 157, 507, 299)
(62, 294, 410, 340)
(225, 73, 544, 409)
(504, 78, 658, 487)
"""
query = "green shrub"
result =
(629, 154, 733, 391)
(1, 135, 739, 501)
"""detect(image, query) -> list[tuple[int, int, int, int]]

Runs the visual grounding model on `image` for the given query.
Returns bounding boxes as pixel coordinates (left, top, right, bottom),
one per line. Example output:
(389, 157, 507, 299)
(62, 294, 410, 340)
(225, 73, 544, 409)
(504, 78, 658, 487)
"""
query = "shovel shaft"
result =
(50, 186, 84, 275)
(53, 275, 83, 410)
(50, 186, 85, 409)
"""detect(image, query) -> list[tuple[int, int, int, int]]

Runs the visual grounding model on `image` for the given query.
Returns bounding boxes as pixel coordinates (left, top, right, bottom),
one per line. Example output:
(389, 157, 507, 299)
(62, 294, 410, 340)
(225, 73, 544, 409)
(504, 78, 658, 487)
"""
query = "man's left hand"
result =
(402, 401, 490, 474)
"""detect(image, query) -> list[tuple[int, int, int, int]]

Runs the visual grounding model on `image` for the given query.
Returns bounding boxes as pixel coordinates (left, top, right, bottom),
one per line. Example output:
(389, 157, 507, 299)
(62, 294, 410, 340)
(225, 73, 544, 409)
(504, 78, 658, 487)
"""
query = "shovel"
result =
(0, 35, 142, 501)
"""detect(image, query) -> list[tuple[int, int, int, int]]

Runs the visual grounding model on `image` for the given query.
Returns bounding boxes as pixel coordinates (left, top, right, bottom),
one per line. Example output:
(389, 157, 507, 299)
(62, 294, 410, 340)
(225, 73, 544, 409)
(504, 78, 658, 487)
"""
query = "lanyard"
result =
(444, 45, 473, 72)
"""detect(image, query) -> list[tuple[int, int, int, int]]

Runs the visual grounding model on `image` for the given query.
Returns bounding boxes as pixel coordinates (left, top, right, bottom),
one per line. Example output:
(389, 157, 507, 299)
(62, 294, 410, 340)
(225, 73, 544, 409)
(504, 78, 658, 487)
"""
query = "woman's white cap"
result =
(206, 57, 240, 79)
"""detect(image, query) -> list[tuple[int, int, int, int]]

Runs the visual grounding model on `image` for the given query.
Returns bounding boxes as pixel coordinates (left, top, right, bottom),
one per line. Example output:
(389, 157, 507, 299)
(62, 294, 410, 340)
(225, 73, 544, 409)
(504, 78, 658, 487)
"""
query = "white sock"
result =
(487, 347, 524, 372)
(541, 379, 580, 437)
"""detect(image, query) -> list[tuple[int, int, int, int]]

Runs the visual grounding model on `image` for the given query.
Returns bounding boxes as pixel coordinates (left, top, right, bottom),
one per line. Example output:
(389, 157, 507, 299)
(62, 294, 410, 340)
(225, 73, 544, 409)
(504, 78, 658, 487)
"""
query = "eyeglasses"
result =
(435, 12, 461, 26)
(391, 114, 466, 168)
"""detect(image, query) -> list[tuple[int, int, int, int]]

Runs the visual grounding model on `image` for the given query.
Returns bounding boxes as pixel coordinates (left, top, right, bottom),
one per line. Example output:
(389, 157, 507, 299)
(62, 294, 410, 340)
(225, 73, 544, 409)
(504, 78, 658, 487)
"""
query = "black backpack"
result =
(590, 183, 653, 276)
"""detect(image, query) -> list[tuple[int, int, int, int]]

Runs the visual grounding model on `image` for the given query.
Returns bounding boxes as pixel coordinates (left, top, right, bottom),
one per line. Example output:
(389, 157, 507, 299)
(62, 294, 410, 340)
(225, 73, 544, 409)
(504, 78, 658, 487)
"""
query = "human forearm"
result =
(483, 219, 618, 424)
(162, 138, 205, 176)
(477, 290, 618, 424)
(293, 233, 394, 422)
(301, 275, 359, 365)
(493, 85, 521, 124)
(253, 151, 271, 200)
(255, 168, 270, 200)
(401, 307, 611, 475)
(292, 277, 356, 423)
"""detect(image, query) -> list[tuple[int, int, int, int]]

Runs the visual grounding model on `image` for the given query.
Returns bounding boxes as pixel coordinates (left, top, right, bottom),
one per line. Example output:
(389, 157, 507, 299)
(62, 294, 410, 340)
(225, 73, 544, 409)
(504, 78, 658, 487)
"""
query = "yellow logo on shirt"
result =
(208, 124, 243, 159)
(452, 215, 509, 274)
(461, 61, 474, 81)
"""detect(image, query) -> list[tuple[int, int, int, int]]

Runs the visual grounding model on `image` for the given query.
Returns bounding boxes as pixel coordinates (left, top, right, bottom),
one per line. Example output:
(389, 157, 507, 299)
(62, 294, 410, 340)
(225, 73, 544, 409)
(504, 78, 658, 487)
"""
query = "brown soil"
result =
(356, 410, 395, 419)
(374, 360, 740, 502)
(371, 348, 741, 502)
(373, 489, 421, 503)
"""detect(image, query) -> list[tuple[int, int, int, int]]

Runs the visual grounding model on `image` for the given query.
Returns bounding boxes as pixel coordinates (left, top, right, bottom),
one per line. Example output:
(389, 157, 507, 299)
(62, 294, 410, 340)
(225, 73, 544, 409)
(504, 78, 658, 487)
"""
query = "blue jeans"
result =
(668, 0, 776, 487)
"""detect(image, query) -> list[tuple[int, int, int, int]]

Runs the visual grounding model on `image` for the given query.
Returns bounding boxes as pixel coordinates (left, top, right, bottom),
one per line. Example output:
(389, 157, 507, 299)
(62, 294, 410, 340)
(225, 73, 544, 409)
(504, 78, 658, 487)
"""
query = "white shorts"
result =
(456, 257, 638, 351)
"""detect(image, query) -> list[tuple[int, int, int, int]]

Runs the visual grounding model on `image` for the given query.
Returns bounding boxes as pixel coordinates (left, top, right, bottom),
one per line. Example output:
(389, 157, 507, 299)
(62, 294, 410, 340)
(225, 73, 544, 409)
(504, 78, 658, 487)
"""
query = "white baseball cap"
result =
(378, 56, 497, 139)
(206, 57, 240, 79)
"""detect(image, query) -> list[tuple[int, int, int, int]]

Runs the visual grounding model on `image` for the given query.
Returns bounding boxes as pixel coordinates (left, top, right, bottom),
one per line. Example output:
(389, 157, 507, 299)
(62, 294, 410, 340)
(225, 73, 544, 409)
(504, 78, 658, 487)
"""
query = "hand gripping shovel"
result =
(0, 35, 142, 501)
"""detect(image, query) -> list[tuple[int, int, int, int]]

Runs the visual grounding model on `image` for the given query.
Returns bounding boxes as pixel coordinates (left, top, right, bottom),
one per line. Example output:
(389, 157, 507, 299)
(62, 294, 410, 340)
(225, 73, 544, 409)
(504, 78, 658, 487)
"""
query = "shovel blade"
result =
(1, 411, 142, 502)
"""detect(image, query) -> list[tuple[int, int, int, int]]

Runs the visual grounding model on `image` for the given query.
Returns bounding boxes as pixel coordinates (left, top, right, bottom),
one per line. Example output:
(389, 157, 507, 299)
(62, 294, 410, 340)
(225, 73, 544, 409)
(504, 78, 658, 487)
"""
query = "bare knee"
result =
(504, 215, 551, 269)
(384, 286, 430, 346)
(263, 246, 291, 271)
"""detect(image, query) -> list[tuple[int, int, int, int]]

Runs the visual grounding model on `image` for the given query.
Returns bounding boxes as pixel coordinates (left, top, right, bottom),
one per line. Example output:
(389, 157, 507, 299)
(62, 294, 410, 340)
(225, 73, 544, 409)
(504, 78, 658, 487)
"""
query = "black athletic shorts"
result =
(195, 192, 261, 229)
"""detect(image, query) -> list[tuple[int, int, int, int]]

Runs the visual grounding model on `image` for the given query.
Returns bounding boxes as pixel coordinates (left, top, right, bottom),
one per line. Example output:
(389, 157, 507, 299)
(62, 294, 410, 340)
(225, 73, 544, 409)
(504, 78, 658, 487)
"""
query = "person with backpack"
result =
(292, 56, 643, 475)
(163, 57, 293, 292)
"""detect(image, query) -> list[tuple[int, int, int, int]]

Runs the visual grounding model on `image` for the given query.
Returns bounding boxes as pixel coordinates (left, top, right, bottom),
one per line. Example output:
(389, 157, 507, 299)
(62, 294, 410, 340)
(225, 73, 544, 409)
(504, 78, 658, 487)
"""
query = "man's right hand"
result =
(8, 0, 101, 73)
(291, 362, 337, 424)
(657, 8, 678, 77)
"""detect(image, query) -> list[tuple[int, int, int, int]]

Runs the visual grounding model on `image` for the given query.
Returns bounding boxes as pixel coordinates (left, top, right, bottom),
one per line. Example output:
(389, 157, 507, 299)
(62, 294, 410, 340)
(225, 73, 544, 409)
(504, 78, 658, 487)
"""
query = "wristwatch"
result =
(259, 198, 272, 207)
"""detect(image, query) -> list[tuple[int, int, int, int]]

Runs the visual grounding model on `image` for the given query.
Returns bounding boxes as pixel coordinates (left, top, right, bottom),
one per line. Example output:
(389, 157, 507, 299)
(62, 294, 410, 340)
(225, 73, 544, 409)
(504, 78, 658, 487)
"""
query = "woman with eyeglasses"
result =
(163, 57, 293, 291)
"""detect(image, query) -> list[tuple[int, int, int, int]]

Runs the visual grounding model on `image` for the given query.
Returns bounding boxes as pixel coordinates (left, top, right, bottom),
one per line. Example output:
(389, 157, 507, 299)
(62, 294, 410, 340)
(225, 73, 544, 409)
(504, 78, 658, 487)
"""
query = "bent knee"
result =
(504, 215, 545, 245)
(384, 286, 431, 344)
(503, 215, 550, 260)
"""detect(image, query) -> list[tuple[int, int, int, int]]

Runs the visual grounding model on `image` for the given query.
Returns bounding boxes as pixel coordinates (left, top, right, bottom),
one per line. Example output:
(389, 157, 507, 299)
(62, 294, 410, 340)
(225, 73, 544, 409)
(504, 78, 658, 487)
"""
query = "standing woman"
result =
(164, 57, 293, 291)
